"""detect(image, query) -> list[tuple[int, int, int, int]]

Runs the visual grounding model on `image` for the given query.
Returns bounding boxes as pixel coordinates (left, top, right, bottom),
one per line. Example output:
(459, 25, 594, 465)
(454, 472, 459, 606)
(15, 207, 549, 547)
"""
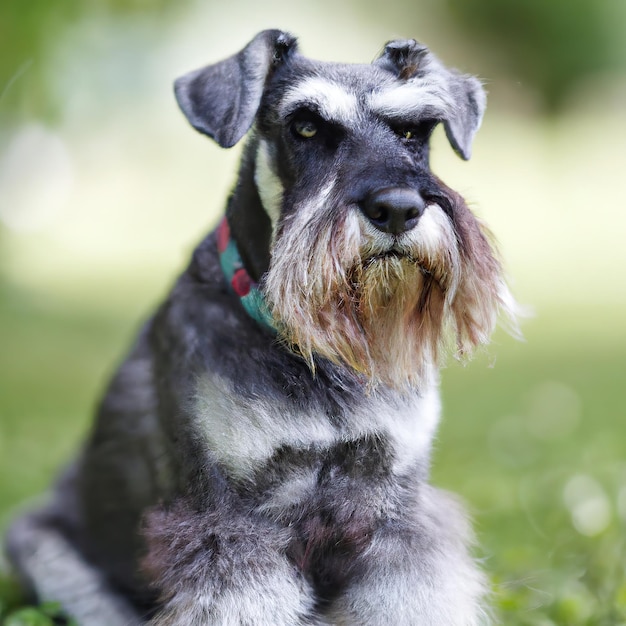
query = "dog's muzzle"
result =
(359, 187, 426, 235)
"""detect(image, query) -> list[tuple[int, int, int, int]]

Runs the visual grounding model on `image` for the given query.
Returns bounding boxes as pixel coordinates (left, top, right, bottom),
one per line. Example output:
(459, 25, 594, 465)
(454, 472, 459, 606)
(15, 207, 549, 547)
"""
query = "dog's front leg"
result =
(141, 496, 318, 626)
(326, 486, 489, 626)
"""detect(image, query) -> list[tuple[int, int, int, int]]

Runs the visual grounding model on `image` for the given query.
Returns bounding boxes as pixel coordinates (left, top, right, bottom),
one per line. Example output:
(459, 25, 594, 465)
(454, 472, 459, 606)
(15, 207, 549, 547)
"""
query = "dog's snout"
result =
(360, 187, 425, 235)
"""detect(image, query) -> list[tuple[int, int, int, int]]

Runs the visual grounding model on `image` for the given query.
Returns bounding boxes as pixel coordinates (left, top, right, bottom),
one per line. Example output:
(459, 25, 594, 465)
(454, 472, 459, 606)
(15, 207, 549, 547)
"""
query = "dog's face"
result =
(176, 30, 518, 387)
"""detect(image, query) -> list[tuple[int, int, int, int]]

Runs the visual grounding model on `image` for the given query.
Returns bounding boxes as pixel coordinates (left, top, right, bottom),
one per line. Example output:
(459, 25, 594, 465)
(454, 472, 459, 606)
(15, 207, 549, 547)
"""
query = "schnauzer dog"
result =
(6, 29, 518, 625)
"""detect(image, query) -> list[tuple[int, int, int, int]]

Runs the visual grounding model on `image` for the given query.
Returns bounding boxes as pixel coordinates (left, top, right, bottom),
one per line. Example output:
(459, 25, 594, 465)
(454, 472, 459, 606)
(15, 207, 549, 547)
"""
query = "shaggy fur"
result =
(5, 29, 518, 626)
(265, 183, 512, 387)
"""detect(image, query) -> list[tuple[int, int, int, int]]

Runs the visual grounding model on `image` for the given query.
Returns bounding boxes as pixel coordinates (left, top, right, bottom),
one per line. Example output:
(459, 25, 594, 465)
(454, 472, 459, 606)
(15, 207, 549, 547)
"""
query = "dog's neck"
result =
(217, 217, 275, 331)
(219, 137, 277, 331)
(225, 138, 273, 282)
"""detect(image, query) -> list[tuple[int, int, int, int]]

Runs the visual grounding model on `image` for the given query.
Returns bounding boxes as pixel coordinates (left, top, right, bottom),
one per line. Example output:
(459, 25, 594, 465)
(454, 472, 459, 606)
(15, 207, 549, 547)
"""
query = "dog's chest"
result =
(192, 373, 441, 486)
(251, 436, 402, 599)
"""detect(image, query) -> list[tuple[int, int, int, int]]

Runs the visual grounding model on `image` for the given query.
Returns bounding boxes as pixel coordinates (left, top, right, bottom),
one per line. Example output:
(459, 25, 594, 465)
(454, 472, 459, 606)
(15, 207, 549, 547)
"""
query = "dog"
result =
(5, 29, 518, 625)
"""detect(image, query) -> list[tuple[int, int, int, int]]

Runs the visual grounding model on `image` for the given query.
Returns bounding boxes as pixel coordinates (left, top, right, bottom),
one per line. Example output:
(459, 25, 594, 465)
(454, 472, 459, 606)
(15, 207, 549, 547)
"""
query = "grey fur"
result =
(174, 30, 297, 148)
(4, 29, 512, 625)
(374, 38, 486, 160)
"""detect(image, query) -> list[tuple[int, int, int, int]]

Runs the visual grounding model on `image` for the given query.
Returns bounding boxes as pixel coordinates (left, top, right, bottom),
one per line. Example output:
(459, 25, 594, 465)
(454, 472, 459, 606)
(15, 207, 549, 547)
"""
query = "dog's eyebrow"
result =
(368, 80, 453, 121)
(280, 77, 359, 124)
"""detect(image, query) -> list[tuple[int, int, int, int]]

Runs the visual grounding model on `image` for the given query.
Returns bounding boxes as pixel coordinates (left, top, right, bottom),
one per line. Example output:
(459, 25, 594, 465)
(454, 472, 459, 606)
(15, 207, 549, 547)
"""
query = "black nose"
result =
(360, 187, 426, 235)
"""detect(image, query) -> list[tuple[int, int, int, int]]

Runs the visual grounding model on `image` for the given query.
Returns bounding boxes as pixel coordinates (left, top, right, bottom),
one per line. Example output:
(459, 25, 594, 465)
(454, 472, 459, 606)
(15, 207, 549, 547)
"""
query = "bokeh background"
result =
(1, 0, 625, 624)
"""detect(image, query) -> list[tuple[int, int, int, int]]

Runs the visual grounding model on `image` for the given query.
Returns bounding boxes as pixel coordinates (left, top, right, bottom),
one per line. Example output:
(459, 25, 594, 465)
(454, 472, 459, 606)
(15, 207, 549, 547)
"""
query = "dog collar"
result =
(217, 218, 276, 332)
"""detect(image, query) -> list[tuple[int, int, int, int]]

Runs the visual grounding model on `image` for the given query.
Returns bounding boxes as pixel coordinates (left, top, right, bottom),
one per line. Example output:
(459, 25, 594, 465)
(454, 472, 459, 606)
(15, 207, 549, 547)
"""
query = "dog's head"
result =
(176, 30, 519, 388)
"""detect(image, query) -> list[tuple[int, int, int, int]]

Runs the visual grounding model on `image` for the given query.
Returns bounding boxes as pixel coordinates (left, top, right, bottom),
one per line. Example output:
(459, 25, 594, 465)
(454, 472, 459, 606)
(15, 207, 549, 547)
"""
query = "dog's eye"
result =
(393, 125, 419, 141)
(293, 119, 318, 139)
(394, 120, 439, 142)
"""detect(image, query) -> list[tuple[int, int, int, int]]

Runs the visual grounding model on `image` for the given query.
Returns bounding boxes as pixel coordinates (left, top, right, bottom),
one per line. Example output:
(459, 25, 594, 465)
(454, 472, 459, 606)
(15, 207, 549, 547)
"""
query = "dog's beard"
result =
(263, 196, 517, 389)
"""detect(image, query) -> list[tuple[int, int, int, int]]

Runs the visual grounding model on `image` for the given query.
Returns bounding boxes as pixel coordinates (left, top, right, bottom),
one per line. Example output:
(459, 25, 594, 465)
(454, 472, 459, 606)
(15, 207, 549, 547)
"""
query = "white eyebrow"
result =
(368, 78, 454, 120)
(280, 76, 360, 124)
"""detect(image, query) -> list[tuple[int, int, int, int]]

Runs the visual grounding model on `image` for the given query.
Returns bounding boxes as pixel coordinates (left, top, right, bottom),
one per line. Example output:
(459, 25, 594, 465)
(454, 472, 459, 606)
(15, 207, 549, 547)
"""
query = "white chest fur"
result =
(193, 372, 441, 481)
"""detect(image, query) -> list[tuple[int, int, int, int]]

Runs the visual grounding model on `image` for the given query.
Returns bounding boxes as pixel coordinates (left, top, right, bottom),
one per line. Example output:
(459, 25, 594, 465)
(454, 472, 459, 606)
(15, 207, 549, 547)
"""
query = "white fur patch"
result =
(326, 485, 489, 625)
(369, 78, 454, 120)
(193, 372, 442, 481)
(358, 204, 455, 257)
(280, 76, 359, 125)
(412, 204, 454, 253)
(385, 383, 442, 475)
(151, 560, 317, 626)
(396, 203, 462, 298)
(496, 278, 525, 339)
(269, 176, 338, 265)
(193, 376, 338, 480)
(298, 176, 337, 222)
(415, 204, 460, 276)
(255, 139, 284, 239)
(256, 471, 319, 517)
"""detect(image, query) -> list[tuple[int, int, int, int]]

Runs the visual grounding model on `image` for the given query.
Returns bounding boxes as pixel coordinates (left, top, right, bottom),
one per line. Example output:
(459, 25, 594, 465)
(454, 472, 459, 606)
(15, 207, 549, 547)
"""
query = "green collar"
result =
(217, 217, 275, 332)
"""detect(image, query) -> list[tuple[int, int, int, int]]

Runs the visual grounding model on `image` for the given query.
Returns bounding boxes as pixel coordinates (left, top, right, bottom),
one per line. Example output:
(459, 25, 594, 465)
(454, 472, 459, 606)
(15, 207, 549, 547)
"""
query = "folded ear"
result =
(174, 29, 297, 148)
(443, 73, 486, 161)
(374, 39, 486, 161)
(374, 39, 429, 79)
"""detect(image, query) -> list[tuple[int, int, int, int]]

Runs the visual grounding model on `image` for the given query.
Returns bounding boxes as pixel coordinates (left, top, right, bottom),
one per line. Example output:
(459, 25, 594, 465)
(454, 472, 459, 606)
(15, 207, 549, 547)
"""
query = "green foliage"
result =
(0, 573, 77, 625)
(0, 574, 23, 623)
(0, 518, 64, 623)
(2, 602, 77, 626)
(446, 0, 626, 111)
(0, 0, 190, 124)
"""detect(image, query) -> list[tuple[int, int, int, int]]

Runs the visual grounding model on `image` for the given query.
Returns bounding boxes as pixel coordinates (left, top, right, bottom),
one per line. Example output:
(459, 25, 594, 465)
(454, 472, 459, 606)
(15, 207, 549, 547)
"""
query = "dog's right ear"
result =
(175, 30, 297, 148)
(442, 73, 486, 161)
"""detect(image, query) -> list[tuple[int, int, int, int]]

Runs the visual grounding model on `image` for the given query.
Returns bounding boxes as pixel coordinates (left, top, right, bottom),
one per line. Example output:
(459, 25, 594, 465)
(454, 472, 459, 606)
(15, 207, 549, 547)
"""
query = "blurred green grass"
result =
(436, 326, 626, 625)
(0, 282, 133, 516)
(1, 274, 625, 624)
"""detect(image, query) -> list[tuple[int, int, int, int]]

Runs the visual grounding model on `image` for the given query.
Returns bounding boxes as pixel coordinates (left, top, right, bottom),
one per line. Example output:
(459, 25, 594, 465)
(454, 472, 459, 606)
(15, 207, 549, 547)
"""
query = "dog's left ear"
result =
(375, 40, 486, 160)
(442, 72, 486, 161)
(175, 29, 297, 148)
